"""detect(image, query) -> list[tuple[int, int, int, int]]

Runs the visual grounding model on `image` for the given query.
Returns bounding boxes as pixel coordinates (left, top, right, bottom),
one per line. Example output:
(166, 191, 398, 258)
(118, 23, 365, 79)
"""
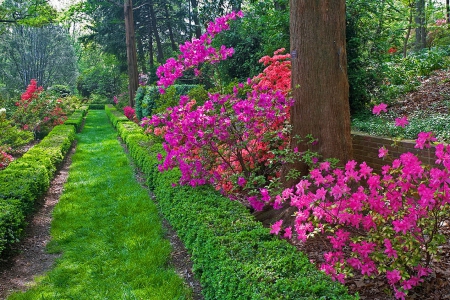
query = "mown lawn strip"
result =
(8, 110, 192, 300)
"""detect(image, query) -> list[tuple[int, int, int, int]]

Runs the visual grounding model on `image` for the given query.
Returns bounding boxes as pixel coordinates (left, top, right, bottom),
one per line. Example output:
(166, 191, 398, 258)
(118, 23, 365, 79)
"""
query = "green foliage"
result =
(213, 0, 289, 84)
(0, 199, 24, 255)
(76, 47, 127, 100)
(109, 107, 356, 300)
(352, 111, 450, 142)
(64, 108, 87, 133)
(374, 46, 450, 105)
(0, 124, 75, 255)
(0, 111, 33, 153)
(134, 84, 199, 119)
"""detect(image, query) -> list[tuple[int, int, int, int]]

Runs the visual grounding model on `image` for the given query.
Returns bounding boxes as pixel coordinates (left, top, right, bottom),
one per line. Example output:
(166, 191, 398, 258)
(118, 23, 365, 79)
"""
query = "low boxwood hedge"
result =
(0, 124, 76, 255)
(64, 107, 87, 132)
(107, 108, 357, 299)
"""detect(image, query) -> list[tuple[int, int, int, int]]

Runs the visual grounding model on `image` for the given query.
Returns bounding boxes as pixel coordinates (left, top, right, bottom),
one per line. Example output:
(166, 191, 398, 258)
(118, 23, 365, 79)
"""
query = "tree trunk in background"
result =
(164, 3, 177, 52)
(149, 0, 164, 63)
(415, 0, 426, 50)
(289, 0, 352, 178)
(447, 0, 449, 24)
(124, 0, 139, 107)
(136, 36, 147, 74)
(403, 3, 414, 57)
(190, 0, 201, 38)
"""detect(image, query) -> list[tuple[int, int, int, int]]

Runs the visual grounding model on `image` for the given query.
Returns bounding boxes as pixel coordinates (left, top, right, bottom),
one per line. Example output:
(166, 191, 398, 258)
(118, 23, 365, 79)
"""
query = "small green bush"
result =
(0, 200, 25, 254)
(135, 84, 199, 119)
(0, 124, 75, 255)
(88, 104, 106, 110)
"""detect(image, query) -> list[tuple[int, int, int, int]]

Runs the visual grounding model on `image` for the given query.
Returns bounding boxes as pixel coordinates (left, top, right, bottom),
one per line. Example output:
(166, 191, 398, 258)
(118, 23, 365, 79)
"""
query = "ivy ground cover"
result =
(7, 110, 192, 299)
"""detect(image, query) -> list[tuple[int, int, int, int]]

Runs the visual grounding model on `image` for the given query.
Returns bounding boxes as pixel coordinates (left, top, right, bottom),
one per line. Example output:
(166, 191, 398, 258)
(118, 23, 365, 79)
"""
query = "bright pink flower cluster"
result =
(123, 106, 136, 121)
(156, 11, 244, 90)
(271, 104, 447, 299)
(143, 76, 293, 208)
(272, 147, 448, 298)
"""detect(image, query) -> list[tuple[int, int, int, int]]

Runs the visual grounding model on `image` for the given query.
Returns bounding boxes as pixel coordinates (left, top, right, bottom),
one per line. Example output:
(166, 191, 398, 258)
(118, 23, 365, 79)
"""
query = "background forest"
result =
(0, 0, 449, 111)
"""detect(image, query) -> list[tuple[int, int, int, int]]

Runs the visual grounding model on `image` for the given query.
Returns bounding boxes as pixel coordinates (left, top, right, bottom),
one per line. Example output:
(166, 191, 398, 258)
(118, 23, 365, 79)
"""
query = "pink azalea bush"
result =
(272, 104, 449, 299)
(142, 12, 304, 209)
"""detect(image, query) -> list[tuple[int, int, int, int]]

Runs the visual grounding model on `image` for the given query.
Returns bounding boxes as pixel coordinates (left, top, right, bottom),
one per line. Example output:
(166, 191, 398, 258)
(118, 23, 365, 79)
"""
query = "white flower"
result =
(0, 108, 6, 115)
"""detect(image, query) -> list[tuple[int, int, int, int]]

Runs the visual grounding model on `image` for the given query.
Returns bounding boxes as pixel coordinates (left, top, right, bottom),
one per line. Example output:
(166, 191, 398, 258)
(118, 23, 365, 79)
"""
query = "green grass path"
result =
(8, 110, 192, 300)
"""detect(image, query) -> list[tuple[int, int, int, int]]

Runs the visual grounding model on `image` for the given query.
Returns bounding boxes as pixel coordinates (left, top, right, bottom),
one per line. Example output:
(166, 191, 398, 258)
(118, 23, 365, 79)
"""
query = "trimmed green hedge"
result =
(88, 103, 106, 110)
(135, 84, 199, 119)
(107, 106, 357, 300)
(105, 104, 130, 128)
(0, 124, 76, 255)
(64, 106, 88, 132)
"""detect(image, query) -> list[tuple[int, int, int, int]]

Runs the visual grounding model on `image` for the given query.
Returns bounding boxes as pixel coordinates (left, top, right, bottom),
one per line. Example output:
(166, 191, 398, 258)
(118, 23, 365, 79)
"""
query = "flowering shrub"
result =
(272, 104, 449, 299)
(13, 79, 69, 138)
(142, 12, 302, 210)
(156, 11, 244, 91)
(123, 106, 136, 121)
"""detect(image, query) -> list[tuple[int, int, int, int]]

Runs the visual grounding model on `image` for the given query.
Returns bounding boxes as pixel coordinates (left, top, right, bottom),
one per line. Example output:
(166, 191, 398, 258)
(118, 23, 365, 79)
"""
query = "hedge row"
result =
(64, 106, 88, 132)
(0, 124, 76, 255)
(105, 104, 130, 127)
(106, 106, 356, 300)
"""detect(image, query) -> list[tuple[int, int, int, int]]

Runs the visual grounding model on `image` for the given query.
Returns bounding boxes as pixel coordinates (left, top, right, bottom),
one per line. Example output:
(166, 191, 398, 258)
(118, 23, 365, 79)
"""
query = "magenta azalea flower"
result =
(372, 103, 387, 115)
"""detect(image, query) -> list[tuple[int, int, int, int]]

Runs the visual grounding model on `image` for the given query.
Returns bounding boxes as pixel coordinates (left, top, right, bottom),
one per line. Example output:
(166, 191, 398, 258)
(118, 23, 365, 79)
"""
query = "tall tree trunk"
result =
(164, 3, 177, 52)
(415, 0, 426, 50)
(403, 2, 414, 57)
(124, 0, 139, 107)
(289, 0, 352, 177)
(190, 0, 201, 38)
(136, 35, 147, 74)
(148, 29, 154, 68)
(149, 0, 164, 63)
(447, 0, 449, 24)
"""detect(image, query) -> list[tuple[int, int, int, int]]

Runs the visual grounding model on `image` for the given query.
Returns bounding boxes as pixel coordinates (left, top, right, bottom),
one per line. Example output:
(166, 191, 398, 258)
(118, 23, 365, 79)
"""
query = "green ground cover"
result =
(8, 110, 192, 299)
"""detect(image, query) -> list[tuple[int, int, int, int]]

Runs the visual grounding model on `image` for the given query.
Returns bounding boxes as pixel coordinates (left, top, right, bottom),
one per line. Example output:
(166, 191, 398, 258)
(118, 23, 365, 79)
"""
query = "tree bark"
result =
(403, 2, 414, 58)
(415, 0, 426, 50)
(190, 0, 202, 38)
(289, 0, 353, 178)
(124, 0, 139, 107)
(149, 0, 164, 63)
(164, 3, 177, 52)
(447, 0, 449, 24)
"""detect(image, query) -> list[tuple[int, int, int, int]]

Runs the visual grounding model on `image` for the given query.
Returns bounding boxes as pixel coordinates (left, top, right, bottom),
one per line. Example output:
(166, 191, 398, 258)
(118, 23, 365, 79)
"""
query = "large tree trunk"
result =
(289, 0, 352, 177)
(124, 0, 139, 107)
(415, 0, 426, 50)
(255, 0, 353, 225)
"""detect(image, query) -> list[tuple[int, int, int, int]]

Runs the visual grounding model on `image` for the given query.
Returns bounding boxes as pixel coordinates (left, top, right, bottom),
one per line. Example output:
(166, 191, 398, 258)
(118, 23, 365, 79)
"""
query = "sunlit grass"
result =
(8, 110, 192, 300)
